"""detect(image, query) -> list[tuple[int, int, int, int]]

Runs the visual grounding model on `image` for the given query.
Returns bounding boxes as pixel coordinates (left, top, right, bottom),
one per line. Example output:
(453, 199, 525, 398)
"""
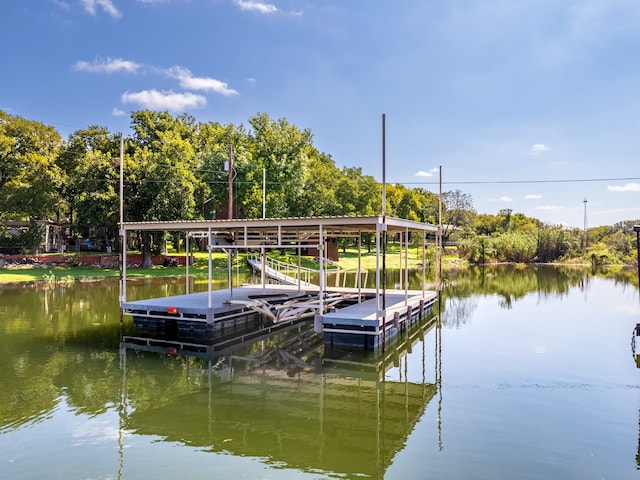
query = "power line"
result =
(399, 176, 640, 186)
(5, 173, 640, 187)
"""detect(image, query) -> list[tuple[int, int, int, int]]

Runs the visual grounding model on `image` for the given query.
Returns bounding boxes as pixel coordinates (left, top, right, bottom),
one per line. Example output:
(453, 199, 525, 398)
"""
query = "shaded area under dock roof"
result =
(121, 214, 438, 236)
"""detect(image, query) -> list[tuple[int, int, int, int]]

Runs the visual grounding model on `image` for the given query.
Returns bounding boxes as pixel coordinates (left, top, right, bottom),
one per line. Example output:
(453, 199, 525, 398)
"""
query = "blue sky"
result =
(2, 0, 640, 228)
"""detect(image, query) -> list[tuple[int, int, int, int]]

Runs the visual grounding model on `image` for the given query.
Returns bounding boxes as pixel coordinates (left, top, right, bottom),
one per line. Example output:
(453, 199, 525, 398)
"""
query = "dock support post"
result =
(120, 228, 127, 305)
(318, 224, 325, 315)
(422, 230, 426, 298)
(314, 314, 323, 333)
(185, 232, 190, 294)
(357, 231, 362, 302)
(404, 227, 409, 305)
(207, 228, 212, 310)
(399, 231, 403, 290)
(261, 247, 266, 290)
(297, 237, 302, 291)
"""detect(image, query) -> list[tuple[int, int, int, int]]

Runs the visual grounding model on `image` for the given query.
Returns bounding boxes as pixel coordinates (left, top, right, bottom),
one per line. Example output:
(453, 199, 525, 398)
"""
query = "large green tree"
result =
(0, 110, 62, 220)
(247, 113, 313, 217)
(57, 126, 120, 236)
(127, 111, 199, 266)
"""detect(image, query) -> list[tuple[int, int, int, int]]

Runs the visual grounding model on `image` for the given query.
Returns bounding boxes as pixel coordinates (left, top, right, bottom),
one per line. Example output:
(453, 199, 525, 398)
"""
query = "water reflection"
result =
(119, 310, 442, 479)
(2, 265, 640, 478)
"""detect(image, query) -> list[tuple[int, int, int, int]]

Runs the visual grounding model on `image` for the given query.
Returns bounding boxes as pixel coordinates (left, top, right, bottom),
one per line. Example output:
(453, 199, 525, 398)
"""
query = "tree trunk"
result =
(141, 231, 153, 268)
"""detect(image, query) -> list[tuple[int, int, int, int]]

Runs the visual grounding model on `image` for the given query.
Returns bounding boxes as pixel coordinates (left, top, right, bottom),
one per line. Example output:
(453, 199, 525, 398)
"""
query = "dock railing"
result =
(247, 253, 316, 287)
(247, 253, 369, 290)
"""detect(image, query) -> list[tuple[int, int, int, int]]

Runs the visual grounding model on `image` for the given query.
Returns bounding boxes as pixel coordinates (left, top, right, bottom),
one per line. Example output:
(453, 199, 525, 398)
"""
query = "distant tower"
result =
(583, 198, 588, 232)
(583, 198, 589, 249)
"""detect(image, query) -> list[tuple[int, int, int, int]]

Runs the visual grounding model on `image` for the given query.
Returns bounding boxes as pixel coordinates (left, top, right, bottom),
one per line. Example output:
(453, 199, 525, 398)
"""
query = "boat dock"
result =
(119, 215, 440, 349)
(322, 289, 438, 348)
(122, 283, 438, 348)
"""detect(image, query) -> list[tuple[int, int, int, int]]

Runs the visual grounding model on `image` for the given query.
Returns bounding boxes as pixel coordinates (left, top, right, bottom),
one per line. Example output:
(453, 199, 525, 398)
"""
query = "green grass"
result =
(335, 244, 438, 270)
(0, 251, 247, 284)
(0, 246, 454, 284)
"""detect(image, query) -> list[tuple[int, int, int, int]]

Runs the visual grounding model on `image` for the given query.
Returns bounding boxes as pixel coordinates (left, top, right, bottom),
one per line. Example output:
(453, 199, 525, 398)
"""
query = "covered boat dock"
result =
(119, 215, 440, 348)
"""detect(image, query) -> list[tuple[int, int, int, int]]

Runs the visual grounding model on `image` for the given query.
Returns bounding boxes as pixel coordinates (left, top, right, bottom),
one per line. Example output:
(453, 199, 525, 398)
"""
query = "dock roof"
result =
(121, 214, 438, 235)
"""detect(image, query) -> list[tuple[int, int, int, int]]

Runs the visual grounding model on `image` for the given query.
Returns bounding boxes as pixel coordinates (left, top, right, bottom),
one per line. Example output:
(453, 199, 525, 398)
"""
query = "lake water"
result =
(1, 266, 639, 479)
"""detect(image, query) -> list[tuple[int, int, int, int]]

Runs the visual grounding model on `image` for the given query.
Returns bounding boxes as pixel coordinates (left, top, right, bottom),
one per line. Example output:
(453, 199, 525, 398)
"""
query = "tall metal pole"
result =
(119, 133, 126, 306)
(227, 144, 234, 301)
(261, 167, 266, 290)
(437, 166, 443, 292)
(382, 114, 386, 221)
(228, 144, 233, 219)
(381, 114, 387, 351)
(119, 134, 124, 229)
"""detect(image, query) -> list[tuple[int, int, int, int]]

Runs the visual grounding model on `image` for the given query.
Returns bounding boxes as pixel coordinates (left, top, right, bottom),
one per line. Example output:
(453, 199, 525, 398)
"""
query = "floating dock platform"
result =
(122, 285, 318, 333)
(123, 284, 438, 349)
(322, 289, 438, 349)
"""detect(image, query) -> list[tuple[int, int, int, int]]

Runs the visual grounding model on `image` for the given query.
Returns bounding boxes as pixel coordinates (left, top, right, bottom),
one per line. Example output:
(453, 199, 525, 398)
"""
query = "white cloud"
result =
(112, 107, 125, 116)
(121, 90, 206, 111)
(234, 0, 278, 14)
(536, 205, 562, 211)
(607, 183, 640, 192)
(523, 194, 542, 199)
(53, 0, 71, 10)
(81, 0, 122, 19)
(529, 144, 549, 155)
(166, 67, 238, 96)
(74, 57, 141, 73)
(414, 170, 433, 177)
(488, 196, 512, 202)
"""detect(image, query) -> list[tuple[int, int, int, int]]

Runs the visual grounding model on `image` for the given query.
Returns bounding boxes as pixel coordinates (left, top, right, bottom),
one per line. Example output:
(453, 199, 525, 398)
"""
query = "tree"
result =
(297, 152, 341, 217)
(0, 110, 63, 220)
(332, 167, 381, 251)
(195, 121, 252, 219)
(127, 112, 199, 267)
(74, 149, 120, 248)
(536, 224, 567, 262)
(414, 188, 439, 225)
(247, 113, 313, 217)
(57, 126, 120, 235)
(493, 232, 537, 263)
(441, 189, 475, 239)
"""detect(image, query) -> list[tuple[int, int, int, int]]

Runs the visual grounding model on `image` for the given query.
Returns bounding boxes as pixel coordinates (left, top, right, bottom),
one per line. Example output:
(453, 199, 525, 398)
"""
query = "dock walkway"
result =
(246, 255, 315, 288)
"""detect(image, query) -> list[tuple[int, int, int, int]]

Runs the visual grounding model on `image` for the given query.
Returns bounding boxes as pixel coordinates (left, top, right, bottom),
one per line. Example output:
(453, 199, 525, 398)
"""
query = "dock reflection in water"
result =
(119, 309, 441, 478)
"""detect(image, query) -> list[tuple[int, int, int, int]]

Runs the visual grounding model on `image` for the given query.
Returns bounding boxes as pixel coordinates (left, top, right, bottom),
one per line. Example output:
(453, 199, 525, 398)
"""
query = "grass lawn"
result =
(0, 251, 242, 284)
(336, 244, 433, 270)
(0, 245, 447, 284)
